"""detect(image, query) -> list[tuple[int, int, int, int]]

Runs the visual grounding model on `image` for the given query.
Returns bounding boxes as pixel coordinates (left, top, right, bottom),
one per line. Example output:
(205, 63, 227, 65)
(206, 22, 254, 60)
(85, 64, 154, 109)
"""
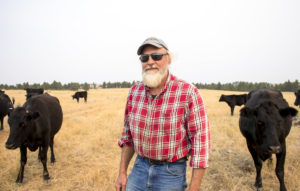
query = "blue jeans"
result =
(126, 155, 188, 191)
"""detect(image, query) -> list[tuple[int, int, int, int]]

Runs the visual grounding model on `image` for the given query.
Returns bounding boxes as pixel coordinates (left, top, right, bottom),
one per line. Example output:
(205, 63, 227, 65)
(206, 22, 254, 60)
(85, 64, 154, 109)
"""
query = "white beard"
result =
(142, 64, 168, 88)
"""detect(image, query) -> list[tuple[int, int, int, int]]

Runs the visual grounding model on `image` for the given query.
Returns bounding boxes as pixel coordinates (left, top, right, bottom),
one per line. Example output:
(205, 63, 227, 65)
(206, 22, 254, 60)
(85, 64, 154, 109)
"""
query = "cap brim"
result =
(137, 43, 164, 55)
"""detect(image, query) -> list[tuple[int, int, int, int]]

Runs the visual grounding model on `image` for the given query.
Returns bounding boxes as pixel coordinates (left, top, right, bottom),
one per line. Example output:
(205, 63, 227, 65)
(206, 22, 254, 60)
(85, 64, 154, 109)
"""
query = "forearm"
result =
(119, 145, 135, 175)
(188, 168, 206, 191)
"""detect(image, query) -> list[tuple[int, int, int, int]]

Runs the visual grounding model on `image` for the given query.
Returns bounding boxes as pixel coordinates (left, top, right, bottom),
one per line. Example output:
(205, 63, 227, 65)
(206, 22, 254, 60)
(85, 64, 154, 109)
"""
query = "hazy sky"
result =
(1, 0, 299, 85)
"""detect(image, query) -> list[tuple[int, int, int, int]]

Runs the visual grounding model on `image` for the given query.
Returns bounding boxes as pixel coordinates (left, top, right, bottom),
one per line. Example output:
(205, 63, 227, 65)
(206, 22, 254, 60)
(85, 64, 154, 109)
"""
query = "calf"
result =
(294, 90, 300, 107)
(5, 93, 63, 183)
(25, 88, 44, 94)
(239, 88, 297, 191)
(25, 88, 44, 100)
(0, 93, 14, 130)
(72, 91, 88, 103)
(219, 94, 247, 115)
(26, 92, 42, 100)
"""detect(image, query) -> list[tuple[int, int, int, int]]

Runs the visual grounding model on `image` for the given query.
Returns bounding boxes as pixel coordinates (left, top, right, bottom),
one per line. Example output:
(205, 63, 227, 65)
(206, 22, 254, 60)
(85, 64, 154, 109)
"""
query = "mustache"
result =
(144, 65, 159, 72)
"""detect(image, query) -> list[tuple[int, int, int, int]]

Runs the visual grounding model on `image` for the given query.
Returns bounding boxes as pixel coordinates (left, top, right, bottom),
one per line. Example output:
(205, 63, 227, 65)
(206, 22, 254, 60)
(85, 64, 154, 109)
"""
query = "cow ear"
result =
(7, 107, 13, 116)
(26, 111, 40, 120)
(240, 107, 255, 117)
(279, 107, 298, 118)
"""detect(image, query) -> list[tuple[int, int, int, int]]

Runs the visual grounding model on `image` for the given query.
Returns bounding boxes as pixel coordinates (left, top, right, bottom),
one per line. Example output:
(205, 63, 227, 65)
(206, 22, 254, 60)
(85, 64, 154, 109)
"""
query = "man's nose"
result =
(146, 56, 155, 64)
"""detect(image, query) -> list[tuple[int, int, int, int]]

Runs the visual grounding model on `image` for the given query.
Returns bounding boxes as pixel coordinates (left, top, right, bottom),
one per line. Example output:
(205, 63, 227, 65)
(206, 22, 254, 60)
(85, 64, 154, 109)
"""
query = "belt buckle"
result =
(148, 158, 162, 165)
(148, 158, 154, 165)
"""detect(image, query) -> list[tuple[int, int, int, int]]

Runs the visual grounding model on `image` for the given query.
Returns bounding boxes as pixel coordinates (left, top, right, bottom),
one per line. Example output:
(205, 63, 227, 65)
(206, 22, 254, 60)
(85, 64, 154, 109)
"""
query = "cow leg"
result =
(84, 97, 87, 102)
(275, 143, 287, 191)
(77, 98, 79, 103)
(247, 143, 263, 190)
(16, 145, 27, 183)
(230, 105, 235, 116)
(0, 116, 4, 130)
(0, 117, 3, 130)
(50, 137, 55, 163)
(38, 146, 41, 161)
(40, 146, 50, 180)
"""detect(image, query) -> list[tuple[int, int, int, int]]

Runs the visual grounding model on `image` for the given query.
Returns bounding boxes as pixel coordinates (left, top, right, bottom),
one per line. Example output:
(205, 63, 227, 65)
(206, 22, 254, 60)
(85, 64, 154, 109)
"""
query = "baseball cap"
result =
(137, 37, 169, 55)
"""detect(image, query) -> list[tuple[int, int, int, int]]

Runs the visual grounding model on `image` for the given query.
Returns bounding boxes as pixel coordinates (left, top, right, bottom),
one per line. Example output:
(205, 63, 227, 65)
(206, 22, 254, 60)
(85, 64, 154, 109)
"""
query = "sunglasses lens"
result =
(139, 55, 149, 62)
(151, 53, 163, 61)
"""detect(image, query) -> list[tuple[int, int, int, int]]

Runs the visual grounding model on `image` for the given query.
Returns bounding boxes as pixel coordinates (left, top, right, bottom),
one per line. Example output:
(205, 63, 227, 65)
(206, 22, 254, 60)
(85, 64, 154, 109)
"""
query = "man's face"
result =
(141, 46, 170, 88)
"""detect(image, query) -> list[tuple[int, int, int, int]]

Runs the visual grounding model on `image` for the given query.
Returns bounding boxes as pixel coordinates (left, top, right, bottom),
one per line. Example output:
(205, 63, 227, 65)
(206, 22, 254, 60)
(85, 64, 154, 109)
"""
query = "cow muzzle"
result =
(267, 146, 281, 154)
(5, 143, 18, 150)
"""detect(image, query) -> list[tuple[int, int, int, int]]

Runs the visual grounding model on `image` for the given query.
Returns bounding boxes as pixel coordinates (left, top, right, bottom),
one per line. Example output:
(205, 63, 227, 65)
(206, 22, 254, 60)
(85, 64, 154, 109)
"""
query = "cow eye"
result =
(19, 122, 25, 128)
(257, 121, 264, 126)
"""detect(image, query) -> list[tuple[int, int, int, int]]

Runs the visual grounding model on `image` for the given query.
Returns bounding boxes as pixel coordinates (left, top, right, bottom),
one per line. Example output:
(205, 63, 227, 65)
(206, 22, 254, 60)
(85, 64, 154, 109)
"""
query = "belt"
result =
(144, 156, 188, 165)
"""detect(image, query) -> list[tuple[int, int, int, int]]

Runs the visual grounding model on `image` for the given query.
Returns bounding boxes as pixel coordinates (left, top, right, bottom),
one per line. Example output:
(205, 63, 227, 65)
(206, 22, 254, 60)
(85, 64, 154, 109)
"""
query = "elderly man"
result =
(115, 37, 210, 191)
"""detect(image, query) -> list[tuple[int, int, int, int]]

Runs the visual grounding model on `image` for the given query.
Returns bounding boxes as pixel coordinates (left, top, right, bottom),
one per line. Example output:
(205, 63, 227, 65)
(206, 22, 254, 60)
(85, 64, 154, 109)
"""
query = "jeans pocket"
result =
(166, 162, 187, 176)
(133, 155, 143, 167)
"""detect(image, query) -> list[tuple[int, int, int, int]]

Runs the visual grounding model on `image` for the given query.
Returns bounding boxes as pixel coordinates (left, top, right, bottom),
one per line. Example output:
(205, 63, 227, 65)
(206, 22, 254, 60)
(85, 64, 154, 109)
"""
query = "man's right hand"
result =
(115, 173, 127, 191)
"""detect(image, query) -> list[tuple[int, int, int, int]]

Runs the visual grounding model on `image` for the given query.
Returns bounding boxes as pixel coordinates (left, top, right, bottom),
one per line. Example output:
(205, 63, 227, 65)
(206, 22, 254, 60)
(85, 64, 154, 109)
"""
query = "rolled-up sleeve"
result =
(118, 93, 134, 147)
(186, 88, 210, 168)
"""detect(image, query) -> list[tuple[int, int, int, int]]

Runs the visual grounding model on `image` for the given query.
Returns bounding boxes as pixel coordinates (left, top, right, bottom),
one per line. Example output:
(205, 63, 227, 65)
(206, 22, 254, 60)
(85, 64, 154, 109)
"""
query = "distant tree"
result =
(102, 82, 107, 88)
(50, 81, 62, 90)
(82, 82, 90, 91)
(42, 82, 51, 90)
(23, 82, 29, 89)
(64, 82, 80, 90)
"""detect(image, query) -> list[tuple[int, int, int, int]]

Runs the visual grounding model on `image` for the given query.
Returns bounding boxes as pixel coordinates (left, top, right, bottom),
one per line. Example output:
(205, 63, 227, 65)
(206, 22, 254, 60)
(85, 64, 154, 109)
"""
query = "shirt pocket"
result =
(160, 108, 185, 137)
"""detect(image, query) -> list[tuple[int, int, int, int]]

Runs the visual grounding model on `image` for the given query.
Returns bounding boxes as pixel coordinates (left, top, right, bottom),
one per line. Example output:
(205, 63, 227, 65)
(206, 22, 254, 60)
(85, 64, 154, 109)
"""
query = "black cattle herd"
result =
(0, 88, 299, 190)
(0, 89, 87, 183)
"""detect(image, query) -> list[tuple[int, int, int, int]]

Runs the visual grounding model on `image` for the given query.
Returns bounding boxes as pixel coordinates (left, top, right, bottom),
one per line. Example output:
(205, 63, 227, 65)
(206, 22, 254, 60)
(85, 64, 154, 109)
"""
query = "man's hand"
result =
(115, 146, 135, 191)
(115, 172, 127, 191)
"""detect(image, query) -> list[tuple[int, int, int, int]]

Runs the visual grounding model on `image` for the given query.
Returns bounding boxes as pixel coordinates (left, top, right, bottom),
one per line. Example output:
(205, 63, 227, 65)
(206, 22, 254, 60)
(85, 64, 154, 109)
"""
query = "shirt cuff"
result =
(118, 139, 133, 147)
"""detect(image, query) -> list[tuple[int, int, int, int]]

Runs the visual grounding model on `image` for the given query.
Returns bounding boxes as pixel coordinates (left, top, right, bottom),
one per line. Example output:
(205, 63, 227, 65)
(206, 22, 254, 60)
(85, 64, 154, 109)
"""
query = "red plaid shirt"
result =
(118, 74, 210, 168)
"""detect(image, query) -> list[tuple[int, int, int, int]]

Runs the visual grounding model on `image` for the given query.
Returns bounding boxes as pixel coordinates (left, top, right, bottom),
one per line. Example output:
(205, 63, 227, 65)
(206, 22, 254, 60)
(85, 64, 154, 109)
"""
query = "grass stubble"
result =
(0, 89, 299, 191)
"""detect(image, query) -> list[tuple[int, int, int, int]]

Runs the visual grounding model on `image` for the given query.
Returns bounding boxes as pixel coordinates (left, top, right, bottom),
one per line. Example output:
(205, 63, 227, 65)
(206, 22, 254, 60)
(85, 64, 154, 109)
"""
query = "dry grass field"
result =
(0, 89, 299, 191)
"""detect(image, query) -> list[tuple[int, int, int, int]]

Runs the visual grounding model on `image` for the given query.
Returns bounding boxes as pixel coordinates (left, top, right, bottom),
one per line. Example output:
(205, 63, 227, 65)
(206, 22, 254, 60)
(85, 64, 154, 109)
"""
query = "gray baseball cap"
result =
(137, 37, 169, 55)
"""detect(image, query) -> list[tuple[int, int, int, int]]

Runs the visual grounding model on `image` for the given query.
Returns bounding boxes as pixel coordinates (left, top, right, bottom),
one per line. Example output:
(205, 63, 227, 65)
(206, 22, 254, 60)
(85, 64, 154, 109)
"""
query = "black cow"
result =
(294, 90, 300, 107)
(25, 88, 44, 94)
(5, 93, 63, 183)
(0, 93, 14, 130)
(26, 92, 42, 100)
(72, 91, 87, 103)
(219, 94, 247, 115)
(239, 88, 298, 191)
(25, 88, 44, 100)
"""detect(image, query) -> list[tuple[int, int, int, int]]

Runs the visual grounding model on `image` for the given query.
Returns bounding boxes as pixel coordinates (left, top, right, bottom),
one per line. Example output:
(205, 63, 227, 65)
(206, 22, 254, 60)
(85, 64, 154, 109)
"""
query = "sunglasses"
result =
(139, 53, 168, 62)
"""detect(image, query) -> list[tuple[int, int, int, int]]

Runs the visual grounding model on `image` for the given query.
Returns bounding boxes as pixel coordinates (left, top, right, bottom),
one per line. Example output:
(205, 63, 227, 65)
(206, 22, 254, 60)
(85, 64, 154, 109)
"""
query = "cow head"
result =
(240, 101, 297, 160)
(5, 107, 40, 149)
(219, 95, 225, 102)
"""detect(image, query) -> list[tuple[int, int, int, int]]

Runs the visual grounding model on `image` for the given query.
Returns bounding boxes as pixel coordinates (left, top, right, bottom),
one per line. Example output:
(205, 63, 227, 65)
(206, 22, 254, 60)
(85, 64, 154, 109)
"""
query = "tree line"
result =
(193, 80, 299, 92)
(0, 80, 299, 92)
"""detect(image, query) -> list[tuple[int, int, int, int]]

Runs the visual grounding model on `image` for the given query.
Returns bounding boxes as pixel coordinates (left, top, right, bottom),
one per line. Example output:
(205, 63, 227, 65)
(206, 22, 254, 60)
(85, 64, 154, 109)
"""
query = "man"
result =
(115, 37, 210, 191)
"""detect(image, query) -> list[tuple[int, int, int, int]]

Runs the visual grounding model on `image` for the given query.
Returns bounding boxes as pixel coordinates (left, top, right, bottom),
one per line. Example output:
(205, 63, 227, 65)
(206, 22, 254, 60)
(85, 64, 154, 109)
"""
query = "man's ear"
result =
(167, 52, 172, 65)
